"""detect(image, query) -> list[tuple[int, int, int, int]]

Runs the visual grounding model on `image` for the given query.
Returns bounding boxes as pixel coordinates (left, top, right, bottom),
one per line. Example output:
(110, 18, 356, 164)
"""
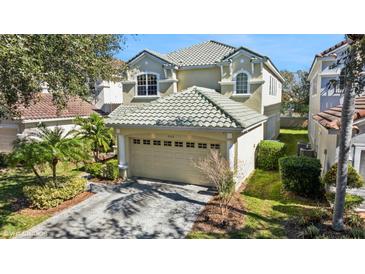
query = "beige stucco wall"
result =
(0, 125, 19, 153)
(316, 125, 338, 174)
(236, 124, 263, 182)
(263, 103, 281, 139)
(177, 67, 221, 91)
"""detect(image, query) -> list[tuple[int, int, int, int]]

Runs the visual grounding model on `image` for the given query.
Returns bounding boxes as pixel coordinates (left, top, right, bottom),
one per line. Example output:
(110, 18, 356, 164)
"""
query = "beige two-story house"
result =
(309, 40, 365, 178)
(106, 40, 283, 187)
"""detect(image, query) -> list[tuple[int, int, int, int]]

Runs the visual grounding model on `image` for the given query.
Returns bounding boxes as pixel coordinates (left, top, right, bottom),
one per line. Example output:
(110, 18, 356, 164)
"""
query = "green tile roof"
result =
(106, 86, 267, 130)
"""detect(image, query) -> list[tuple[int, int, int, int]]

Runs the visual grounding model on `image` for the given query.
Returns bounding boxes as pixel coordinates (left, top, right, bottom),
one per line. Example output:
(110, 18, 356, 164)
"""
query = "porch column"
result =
(226, 133, 235, 171)
(353, 145, 363, 172)
(117, 131, 128, 179)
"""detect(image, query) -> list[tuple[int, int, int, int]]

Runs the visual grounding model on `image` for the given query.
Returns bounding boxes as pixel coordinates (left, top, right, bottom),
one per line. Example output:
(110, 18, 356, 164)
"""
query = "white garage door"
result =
(130, 138, 223, 186)
(0, 128, 17, 153)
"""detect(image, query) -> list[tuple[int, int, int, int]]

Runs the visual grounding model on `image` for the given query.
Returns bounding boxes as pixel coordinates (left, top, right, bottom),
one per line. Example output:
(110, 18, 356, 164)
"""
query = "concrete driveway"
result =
(17, 179, 213, 239)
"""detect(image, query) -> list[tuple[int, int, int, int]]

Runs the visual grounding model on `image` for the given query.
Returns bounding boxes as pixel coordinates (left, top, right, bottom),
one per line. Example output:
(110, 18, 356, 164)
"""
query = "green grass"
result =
(0, 163, 83, 238)
(278, 128, 308, 155)
(189, 128, 325, 239)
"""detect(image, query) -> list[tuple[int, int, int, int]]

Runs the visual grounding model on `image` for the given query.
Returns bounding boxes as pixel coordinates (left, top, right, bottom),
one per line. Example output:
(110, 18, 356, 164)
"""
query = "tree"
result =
(10, 140, 48, 184)
(31, 125, 89, 185)
(280, 70, 310, 116)
(73, 113, 114, 162)
(332, 35, 365, 231)
(0, 34, 127, 118)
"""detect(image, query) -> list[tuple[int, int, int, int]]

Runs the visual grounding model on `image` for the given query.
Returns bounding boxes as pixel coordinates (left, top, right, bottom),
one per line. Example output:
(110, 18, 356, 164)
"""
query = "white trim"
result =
(233, 69, 251, 95)
(22, 116, 90, 124)
(134, 72, 160, 98)
(129, 51, 172, 66)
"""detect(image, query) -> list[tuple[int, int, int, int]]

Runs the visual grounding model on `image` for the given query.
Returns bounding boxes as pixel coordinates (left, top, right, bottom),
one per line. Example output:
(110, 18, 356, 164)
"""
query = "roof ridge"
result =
(207, 40, 236, 49)
(166, 40, 212, 56)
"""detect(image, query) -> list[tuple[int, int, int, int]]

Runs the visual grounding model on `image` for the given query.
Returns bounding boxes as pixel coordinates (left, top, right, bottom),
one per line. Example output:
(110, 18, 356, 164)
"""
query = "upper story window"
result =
(235, 72, 249, 94)
(136, 73, 158, 96)
(269, 76, 278, 96)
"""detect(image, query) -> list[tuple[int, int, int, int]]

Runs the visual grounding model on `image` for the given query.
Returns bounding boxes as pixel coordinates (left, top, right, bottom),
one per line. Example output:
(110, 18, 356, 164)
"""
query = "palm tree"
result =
(74, 113, 114, 162)
(332, 35, 365, 231)
(32, 125, 89, 185)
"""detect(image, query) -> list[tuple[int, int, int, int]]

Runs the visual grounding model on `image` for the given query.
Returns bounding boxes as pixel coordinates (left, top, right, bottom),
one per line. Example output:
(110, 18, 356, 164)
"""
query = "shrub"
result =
(85, 162, 103, 178)
(23, 176, 86, 209)
(326, 193, 364, 211)
(102, 159, 119, 180)
(346, 213, 365, 228)
(349, 228, 365, 239)
(298, 224, 321, 239)
(279, 156, 323, 198)
(323, 163, 365, 189)
(256, 140, 286, 170)
(0, 153, 9, 168)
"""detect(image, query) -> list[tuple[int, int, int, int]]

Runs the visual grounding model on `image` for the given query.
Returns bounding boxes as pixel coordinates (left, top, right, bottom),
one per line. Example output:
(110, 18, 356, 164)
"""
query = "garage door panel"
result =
(130, 137, 221, 186)
(0, 128, 17, 153)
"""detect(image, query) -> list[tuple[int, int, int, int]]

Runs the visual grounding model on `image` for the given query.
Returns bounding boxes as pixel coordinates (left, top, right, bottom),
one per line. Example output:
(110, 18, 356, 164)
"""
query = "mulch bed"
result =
(88, 177, 122, 184)
(191, 188, 246, 234)
(19, 192, 94, 217)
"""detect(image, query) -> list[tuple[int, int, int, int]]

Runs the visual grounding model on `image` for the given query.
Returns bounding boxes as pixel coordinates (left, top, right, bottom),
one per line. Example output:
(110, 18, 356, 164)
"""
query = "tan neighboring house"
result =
(0, 92, 97, 153)
(309, 40, 365, 177)
(106, 40, 284, 187)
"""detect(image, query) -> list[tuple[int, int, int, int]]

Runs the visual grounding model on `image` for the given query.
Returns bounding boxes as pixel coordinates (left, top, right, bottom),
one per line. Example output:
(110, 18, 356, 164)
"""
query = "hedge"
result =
(85, 162, 103, 178)
(0, 153, 9, 168)
(23, 176, 86, 209)
(279, 156, 323, 198)
(102, 159, 119, 180)
(85, 159, 119, 180)
(323, 163, 365, 189)
(257, 140, 286, 170)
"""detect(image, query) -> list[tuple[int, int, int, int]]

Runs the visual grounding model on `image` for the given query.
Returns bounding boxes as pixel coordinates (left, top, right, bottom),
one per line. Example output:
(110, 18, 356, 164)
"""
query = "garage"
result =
(0, 127, 18, 153)
(129, 137, 222, 186)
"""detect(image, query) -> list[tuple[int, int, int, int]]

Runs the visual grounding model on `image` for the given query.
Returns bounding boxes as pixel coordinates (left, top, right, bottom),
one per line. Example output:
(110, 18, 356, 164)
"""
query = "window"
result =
(235, 72, 249, 94)
(143, 139, 151, 145)
(269, 76, 278, 96)
(210, 144, 220, 150)
(137, 73, 158, 96)
(186, 142, 195, 148)
(153, 140, 161, 146)
(164, 141, 172, 147)
(174, 141, 183, 147)
(198, 143, 207, 149)
(133, 139, 140, 144)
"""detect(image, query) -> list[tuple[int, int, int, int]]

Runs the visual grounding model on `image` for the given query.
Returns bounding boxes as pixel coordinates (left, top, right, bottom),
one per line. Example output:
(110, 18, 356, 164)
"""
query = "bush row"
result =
(85, 159, 119, 180)
(23, 176, 86, 209)
(256, 140, 286, 170)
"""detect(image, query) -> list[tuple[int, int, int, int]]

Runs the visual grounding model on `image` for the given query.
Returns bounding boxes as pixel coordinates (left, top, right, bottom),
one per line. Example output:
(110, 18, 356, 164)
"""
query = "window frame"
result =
(135, 72, 160, 97)
(233, 70, 251, 95)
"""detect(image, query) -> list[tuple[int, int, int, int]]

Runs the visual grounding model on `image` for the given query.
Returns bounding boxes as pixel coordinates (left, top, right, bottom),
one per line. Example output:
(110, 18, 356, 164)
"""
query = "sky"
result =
(116, 34, 345, 72)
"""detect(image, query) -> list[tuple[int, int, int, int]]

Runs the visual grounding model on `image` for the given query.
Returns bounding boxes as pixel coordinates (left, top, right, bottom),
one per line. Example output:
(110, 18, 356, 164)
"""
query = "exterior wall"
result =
(0, 121, 20, 153)
(236, 124, 263, 183)
(262, 66, 282, 107)
(95, 81, 123, 111)
(263, 103, 281, 139)
(316, 125, 338, 174)
(176, 67, 221, 91)
(21, 120, 80, 136)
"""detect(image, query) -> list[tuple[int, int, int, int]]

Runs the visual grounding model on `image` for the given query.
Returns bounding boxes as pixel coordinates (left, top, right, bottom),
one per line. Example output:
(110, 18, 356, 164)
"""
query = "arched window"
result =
(235, 72, 249, 94)
(137, 73, 158, 96)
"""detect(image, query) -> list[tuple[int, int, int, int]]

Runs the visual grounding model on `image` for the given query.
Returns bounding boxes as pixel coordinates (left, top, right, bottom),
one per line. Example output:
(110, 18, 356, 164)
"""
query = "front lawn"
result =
(189, 128, 321, 239)
(0, 163, 84, 238)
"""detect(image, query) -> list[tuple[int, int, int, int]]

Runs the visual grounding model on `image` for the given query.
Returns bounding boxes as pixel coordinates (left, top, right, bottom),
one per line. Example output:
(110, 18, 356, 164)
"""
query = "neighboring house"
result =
(308, 40, 365, 176)
(0, 92, 97, 153)
(106, 40, 283, 187)
(94, 80, 123, 114)
(93, 59, 125, 114)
